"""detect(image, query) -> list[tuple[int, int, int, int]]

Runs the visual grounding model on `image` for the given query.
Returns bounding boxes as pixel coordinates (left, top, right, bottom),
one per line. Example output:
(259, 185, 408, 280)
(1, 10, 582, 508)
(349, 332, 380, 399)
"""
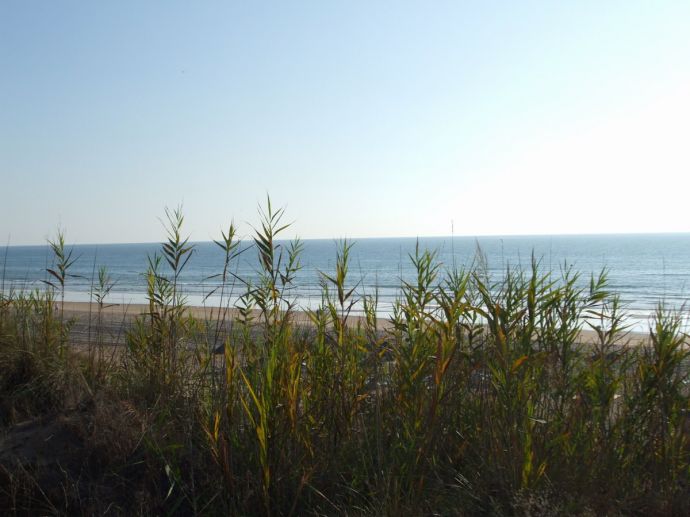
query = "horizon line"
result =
(3, 230, 690, 248)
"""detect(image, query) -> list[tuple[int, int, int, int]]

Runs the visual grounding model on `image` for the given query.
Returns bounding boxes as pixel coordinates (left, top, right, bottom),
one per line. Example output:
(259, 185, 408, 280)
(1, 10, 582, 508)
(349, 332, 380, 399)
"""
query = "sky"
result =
(1, 1, 690, 245)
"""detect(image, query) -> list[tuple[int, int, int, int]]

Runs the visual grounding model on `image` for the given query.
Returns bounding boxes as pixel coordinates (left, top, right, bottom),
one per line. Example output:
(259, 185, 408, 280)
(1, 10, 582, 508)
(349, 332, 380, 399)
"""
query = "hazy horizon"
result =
(4, 230, 690, 249)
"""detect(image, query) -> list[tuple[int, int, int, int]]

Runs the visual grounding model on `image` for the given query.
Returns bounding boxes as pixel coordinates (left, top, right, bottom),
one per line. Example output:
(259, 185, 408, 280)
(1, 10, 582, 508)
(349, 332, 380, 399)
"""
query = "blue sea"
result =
(2, 234, 690, 330)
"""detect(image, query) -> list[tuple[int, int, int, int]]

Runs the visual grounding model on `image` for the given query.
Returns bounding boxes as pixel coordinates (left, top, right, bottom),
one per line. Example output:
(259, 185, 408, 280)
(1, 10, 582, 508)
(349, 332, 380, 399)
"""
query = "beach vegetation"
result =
(1, 200, 689, 515)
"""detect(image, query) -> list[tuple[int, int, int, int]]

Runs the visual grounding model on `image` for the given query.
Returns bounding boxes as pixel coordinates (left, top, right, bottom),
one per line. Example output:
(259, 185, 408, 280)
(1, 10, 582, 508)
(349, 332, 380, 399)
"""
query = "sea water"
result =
(2, 234, 690, 330)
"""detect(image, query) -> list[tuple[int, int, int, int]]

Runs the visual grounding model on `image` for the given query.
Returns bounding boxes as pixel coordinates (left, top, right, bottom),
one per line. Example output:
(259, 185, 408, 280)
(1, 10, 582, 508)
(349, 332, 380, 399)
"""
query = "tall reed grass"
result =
(1, 198, 689, 515)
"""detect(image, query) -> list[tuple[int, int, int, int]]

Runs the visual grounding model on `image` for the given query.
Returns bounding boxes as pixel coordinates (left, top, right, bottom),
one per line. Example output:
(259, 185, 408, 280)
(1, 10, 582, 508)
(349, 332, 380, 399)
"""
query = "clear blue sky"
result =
(2, 1, 689, 244)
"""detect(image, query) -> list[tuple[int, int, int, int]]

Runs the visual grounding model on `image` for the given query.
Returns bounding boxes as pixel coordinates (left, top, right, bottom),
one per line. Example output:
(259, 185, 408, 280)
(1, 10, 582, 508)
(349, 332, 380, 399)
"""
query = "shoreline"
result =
(56, 300, 653, 347)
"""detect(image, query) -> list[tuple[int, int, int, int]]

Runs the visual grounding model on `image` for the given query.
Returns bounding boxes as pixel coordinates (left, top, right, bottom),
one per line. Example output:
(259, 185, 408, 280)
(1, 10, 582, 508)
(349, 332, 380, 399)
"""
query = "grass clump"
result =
(1, 198, 690, 515)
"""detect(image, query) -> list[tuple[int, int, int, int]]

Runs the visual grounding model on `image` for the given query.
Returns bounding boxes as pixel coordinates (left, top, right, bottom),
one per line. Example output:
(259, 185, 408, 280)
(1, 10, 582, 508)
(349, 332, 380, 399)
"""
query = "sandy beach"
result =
(57, 300, 652, 348)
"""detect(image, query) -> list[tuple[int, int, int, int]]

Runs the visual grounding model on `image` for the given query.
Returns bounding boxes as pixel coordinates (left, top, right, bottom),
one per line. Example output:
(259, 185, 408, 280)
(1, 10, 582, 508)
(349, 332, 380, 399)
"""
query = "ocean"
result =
(2, 234, 690, 329)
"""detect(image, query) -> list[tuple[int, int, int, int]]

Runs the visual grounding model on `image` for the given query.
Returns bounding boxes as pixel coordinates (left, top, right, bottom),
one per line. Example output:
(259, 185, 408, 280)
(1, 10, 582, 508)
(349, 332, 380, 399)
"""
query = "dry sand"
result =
(57, 301, 652, 348)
